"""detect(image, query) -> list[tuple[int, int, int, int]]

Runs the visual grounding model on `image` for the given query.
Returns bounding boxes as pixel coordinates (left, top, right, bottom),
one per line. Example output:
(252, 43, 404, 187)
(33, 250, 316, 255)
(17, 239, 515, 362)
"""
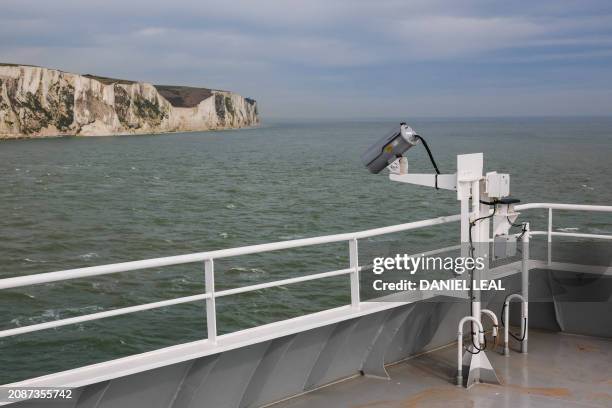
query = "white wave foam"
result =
(278, 235, 305, 240)
(24, 258, 47, 263)
(78, 252, 99, 260)
(228, 267, 267, 275)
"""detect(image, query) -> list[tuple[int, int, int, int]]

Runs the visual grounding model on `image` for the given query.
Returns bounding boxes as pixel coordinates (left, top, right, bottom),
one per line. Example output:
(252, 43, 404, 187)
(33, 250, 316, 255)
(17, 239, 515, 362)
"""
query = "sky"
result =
(1, 0, 612, 119)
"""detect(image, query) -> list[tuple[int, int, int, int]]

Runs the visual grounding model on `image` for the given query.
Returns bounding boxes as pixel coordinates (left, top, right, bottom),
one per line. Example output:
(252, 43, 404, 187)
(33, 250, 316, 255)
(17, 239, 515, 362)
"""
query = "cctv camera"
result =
(361, 123, 420, 174)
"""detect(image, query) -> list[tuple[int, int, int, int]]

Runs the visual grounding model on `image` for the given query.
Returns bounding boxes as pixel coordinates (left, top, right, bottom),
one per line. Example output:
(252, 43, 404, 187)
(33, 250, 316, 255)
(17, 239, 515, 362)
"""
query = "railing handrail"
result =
(515, 203, 612, 212)
(0, 212, 462, 342)
(1, 202, 610, 344)
(4, 204, 608, 292)
(515, 202, 612, 266)
(0, 268, 359, 339)
(0, 213, 460, 291)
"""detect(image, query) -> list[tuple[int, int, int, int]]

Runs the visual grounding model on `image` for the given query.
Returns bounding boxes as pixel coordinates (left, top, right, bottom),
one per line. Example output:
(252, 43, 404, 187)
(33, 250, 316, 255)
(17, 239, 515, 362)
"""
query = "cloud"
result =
(1, 0, 611, 117)
(389, 16, 548, 59)
(93, 27, 377, 68)
(493, 49, 612, 63)
(2, 1, 611, 66)
(134, 27, 168, 37)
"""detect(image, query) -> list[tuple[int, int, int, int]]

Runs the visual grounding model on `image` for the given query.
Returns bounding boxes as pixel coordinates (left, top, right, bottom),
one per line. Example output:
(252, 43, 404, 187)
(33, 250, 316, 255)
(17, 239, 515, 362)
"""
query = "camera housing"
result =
(361, 123, 419, 174)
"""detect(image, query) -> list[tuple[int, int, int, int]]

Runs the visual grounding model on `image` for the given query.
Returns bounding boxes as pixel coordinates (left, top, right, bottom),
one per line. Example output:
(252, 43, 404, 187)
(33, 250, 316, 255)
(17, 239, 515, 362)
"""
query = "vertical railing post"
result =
(349, 238, 360, 309)
(521, 223, 530, 353)
(204, 259, 217, 344)
(547, 208, 552, 265)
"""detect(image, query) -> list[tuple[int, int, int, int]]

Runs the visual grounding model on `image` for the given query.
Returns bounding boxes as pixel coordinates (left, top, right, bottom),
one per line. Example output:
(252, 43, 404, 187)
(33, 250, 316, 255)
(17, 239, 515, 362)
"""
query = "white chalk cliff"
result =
(0, 64, 259, 138)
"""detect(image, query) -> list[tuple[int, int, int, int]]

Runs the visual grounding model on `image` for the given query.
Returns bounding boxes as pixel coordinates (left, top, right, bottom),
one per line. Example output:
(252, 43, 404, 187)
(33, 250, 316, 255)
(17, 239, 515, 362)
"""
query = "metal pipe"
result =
(503, 224, 531, 355)
(521, 223, 530, 353)
(503, 293, 526, 356)
(205, 259, 216, 344)
(515, 203, 612, 212)
(0, 292, 211, 339)
(470, 180, 482, 348)
(548, 231, 612, 240)
(460, 198, 469, 247)
(480, 309, 499, 346)
(524, 231, 612, 240)
(457, 316, 484, 386)
(349, 239, 360, 309)
(548, 208, 552, 265)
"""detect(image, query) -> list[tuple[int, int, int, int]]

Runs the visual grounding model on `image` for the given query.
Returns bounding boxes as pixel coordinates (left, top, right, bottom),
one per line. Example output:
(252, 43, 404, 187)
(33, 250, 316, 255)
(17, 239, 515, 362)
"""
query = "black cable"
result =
(511, 323, 527, 342)
(500, 303, 527, 342)
(517, 227, 527, 241)
(479, 199, 497, 206)
(414, 135, 441, 191)
(468, 204, 497, 255)
(506, 216, 522, 228)
(464, 343, 481, 354)
(506, 216, 527, 240)
(472, 205, 498, 224)
(464, 330, 486, 354)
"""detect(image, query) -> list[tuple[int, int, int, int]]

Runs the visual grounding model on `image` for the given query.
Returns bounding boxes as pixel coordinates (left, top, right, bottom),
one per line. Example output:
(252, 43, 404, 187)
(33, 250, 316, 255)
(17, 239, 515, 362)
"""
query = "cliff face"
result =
(0, 64, 259, 138)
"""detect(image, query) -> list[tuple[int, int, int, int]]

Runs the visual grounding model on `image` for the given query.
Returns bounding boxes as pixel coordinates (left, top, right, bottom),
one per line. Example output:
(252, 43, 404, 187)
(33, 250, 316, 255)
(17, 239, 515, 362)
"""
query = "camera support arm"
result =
(389, 172, 457, 191)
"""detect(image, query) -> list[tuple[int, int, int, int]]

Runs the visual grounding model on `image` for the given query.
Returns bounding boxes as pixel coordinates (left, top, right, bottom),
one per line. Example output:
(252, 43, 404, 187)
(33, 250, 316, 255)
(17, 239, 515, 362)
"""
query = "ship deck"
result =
(272, 329, 612, 408)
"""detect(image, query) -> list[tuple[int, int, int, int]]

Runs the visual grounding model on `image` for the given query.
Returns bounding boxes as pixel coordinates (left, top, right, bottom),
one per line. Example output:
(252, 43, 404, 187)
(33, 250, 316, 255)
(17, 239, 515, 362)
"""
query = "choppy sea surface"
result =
(1, 117, 611, 383)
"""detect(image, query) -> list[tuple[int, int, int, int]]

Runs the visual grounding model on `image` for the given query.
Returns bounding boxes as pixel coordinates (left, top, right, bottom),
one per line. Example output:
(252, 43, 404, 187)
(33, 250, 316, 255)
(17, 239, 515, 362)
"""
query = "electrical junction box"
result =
(493, 235, 517, 260)
(486, 172, 510, 198)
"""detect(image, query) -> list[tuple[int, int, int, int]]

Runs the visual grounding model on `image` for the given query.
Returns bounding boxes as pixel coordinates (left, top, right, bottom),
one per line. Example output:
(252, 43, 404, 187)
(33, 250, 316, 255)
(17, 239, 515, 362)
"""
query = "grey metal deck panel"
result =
(272, 329, 612, 408)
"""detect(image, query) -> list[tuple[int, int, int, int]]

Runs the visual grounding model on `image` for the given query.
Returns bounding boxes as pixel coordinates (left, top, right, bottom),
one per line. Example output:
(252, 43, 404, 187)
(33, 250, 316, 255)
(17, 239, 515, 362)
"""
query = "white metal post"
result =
(204, 259, 217, 344)
(349, 238, 360, 309)
(521, 223, 530, 353)
(503, 293, 525, 356)
(460, 197, 470, 257)
(547, 208, 552, 265)
(470, 180, 482, 347)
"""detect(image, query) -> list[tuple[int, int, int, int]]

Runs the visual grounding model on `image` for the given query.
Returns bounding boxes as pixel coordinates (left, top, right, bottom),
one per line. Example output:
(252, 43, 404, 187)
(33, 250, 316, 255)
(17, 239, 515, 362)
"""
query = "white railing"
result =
(1, 203, 610, 345)
(516, 203, 612, 240)
(514, 203, 612, 264)
(0, 214, 461, 342)
(517, 204, 612, 236)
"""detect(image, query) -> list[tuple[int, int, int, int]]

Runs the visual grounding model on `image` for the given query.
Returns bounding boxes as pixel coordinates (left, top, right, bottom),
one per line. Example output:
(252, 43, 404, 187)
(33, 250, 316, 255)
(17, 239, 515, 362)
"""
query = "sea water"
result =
(1, 117, 611, 382)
